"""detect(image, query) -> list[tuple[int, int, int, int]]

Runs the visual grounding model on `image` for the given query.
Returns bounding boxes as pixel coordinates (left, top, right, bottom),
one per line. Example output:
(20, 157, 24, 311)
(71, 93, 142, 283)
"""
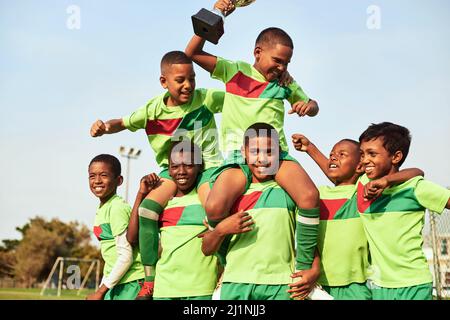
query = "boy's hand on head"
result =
(292, 134, 310, 152)
(278, 70, 293, 87)
(215, 210, 254, 236)
(214, 0, 236, 16)
(287, 268, 320, 300)
(90, 120, 110, 137)
(364, 177, 388, 200)
(138, 173, 160, 196)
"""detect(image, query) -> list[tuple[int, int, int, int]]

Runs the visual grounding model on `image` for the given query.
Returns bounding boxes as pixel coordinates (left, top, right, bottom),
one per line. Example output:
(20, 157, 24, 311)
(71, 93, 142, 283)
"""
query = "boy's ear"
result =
(391, 150, 403, 166)
(160, 75, 168, 89)
(241, 145, 246, 161)
(254, 46, 262, 61)
(117, 175, 124, 187)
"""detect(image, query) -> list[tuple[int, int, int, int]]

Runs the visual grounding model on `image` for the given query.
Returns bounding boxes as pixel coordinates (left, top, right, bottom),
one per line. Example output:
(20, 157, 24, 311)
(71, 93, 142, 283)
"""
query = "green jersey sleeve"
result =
(122, 98, 157, 132)
(287, 81, 310, 105)
(414, 178, 450, 214)
(109, 202, 131, 237)
(211, 56, 239, 83)
(204, 89, 225, 113)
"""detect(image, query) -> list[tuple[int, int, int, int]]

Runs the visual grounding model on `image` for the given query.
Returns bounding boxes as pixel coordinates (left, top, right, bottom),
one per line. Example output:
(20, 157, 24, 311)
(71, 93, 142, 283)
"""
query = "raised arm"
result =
(90, 119, 126, 137)
(185, 35, 218, 74)
(364, 168, 425, 200)
(292, 134, 332, 183)
(185, 0, 236, 73)
(127, 173, 160, 246)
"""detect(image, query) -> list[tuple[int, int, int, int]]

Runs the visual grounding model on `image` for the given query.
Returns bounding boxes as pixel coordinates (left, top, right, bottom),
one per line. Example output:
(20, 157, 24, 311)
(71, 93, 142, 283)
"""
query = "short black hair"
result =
(255, 27, 294, 49)
(339, 139, 360, 149)
(244, 122, 280, 147)
(89, 154, 121, 177)
(359, 122, 411, 167)
(160, 51, 192, 73)
(168, 139, 204, 169)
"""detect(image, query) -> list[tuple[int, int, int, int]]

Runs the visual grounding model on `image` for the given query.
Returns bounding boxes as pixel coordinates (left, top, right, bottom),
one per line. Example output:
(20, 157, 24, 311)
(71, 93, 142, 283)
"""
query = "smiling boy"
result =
(185, 1, 320, 257)
(87, 154, 145, 300)
(293, 134, 424, 300)
(136, 140, 219, 300)
(90, 51, 224, 298)
(200, 123, 321, 300)
(357, 122, 450, 300)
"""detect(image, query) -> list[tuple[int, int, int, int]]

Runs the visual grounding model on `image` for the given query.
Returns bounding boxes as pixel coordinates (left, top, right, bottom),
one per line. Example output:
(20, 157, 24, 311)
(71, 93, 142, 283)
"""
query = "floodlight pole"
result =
(119, 146, 141, 202)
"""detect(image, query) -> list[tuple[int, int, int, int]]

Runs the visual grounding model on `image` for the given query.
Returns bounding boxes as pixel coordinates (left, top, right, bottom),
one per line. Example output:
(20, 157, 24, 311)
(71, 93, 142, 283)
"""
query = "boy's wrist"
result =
(382, 175, 391, 187)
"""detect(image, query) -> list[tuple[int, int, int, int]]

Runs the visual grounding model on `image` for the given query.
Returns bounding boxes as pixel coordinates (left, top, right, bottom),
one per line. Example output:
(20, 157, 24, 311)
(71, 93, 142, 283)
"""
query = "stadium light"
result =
(119, 146, 142, 202)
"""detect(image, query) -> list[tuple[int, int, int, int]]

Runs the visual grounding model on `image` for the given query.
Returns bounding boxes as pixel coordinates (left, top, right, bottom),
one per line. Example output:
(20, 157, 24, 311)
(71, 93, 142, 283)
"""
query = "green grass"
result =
(0, 288, 95, 300)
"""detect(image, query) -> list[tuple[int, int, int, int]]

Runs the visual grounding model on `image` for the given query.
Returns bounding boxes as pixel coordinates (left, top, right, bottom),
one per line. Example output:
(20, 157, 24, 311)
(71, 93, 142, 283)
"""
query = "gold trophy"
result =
(192, 0, 256, 44)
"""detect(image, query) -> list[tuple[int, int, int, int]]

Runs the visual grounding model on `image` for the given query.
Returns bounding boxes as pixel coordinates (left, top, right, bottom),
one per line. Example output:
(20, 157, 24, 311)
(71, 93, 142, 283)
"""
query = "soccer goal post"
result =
(40, 257, 100, 297)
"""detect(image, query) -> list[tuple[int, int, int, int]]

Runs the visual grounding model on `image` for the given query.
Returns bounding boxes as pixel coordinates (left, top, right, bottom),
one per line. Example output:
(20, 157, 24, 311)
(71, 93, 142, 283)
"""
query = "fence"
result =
(427, 208, 450, 300)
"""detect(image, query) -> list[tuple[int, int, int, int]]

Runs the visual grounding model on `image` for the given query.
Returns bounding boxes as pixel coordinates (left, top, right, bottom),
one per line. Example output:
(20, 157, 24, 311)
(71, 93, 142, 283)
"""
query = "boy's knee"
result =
(299, 187, 320, 209)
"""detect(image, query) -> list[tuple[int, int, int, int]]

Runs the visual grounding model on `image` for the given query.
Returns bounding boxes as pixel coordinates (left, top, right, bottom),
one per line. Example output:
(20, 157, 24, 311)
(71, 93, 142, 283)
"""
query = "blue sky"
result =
(1, 0, 449, 241)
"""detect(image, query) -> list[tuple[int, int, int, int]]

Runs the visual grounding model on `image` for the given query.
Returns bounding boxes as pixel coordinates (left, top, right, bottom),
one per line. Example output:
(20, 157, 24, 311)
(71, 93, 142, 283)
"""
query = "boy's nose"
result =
(257, 154, 269, 164)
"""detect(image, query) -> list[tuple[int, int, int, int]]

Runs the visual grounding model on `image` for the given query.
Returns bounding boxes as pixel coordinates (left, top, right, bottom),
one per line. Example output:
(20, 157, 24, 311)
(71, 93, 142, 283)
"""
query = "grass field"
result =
(0, 288, 95, 300)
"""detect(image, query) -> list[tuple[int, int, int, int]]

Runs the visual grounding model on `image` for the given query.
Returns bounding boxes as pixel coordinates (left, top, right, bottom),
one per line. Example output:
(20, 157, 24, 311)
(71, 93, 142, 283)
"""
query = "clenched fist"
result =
(90, 120, 111, 137)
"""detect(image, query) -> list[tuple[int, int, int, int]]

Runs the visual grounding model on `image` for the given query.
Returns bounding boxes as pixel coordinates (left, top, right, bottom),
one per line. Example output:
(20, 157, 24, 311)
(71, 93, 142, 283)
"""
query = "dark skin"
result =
(201, 135, 321, 298)
(199, 210, 254, 256)
(127, 150, 202, 247)
(361, 137, 448, 207)
(127, 173, 161, 247)
(87, 161, 124, 300)
(293, 134, 426, 199)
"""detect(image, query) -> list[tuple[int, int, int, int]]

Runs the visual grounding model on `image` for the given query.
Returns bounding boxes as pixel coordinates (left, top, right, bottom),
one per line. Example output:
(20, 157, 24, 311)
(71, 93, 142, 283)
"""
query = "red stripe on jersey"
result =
(145, 118, 182, 136)
(231, 191, 263, 214)
(226, 72, 269, 98)
(319, 199, 349, 220)
(357, 182, 375, 213)
(159, 206, 184, 227)
(93, 226, 102, 241)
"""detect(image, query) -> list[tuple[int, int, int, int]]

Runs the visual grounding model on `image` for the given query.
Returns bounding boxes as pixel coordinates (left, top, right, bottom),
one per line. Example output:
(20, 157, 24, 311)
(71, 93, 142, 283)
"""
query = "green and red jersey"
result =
(212, 57, 310, 158)
(123, 88, 224, 169)
(318, 185, 369, 286)
(93, 195, 145, 285)
(221, 181, 297, 285)
(153, 189, 219, 298)
(357, 175, 450, 288)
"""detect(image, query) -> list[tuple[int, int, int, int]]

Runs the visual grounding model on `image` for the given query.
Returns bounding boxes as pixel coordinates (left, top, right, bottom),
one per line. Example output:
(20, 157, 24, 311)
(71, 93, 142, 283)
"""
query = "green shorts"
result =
(220, 282, 291, 300)
(159, 167, 217, 188)
(104, 279, 144, 300)
(369, 282, 433, 300)
(322, 282, 372, 300)
(210, 150, 298, 192)
(153, 295, 212, 300)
